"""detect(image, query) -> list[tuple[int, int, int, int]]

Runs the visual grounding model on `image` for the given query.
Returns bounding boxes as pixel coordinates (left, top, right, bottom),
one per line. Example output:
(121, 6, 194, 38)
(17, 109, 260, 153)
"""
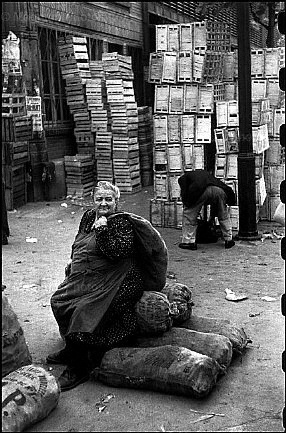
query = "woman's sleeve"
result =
(95, 216, 134, 260)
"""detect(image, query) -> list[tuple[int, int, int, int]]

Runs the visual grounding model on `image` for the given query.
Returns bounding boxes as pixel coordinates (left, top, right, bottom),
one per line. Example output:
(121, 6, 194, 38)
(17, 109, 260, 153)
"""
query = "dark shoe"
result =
(58, 366, 90, 392)
(179, 242, 197, 250)
(46, 347, 71, 365)
(225, 240, 235, 249)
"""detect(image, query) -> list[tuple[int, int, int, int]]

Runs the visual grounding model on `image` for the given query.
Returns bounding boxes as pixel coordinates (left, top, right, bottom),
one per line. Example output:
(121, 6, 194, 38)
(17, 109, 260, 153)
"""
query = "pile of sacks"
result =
(2, 292, 60, 432)
(92, 279, 251, 399)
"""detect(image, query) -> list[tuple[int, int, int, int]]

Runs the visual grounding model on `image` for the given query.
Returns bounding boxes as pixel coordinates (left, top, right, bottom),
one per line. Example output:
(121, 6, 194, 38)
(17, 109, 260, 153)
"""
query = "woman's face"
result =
(93, 189, 117, 217)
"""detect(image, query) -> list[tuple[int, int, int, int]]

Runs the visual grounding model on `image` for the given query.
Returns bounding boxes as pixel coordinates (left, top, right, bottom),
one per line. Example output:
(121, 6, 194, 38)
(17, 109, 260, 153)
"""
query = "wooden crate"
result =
(156, 25, 168, 52)
(183, 83, 199, 112)
(179, 24, 193, 51)
(168, 173, 182, 201)
(265, 138, 285, 165)
(224, 82, 237, 101)
(198, 84, 214, 113)
(193, 144, 205, 169)
(229, 205, 239, 230)
(167, 144, 183, 172)
(169, 85, 184, 113)
(266, 79, 281, 108)
(251, 79, 267, 101)
(2, 93, 27, 117)
(167, 25, 180, 52)
(226, 127, 239, 153)
(213, 83, 225, 102)
(150, 198, 165, 227)
(182, 143, 193, 169)
(154, 85, 170, 113)
(273, 108, 285, 137)
(193, 21, 207, 49)
(214, 128, 227, 154)
(203, 51, 224, 84)
(148, 52, 164, 83)
(154, 145, 167, 172)
(154, 172, 169, 199)
(227, 100, 239, 127)
(251, 49, 265, 77)
(181, 115, 195, 143)
(163, 200, 183, 228)
(4, 164, 27, 210)
(192, 48, 206, 83)
(216, 101, 228, 127)
(153, 115, 168, 143)
(255, 153, 264, 179)
(215, 154, 226, 178)
(223, 52, 237, 81)
(177, 52, 192, 82)
(195, 114, 211, 143)
(225, 154, 238, 179)
(162, 52, 177, 83)
(168, 115, 181, 143)
(264, 165, 285, 195)
(264, 48, 280, 78)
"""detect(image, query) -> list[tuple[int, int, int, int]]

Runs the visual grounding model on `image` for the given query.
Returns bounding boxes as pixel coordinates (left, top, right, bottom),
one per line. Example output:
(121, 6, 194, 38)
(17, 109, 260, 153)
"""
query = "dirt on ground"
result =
(2, 186, 285, 432)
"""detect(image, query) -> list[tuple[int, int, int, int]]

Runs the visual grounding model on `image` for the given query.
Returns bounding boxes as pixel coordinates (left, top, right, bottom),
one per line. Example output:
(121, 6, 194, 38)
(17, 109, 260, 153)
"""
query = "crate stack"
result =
(149, 21, 229, 228)
(258, 47, 285, 221)
(64, 154, 95, 198)
(58, 36, 95, 157)
(213, 46, 285, 229)
(103, 53, 141, 193)
(138, 106, 154, 187)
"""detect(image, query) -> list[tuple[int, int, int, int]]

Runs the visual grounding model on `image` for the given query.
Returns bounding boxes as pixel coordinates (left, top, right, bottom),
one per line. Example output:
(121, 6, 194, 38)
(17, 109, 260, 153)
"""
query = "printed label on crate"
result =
(168, 115, 181, 142)
(154, 85, 169, 113)
(181, 115, 195, 143)
(178, 52, 192, 82)
(168, 25, 179, 52)
(169, 85, 184, 113)
(179, 24, 193, 51)
(162, 52, 177, 83)
(183, 84, 199, 112)
(156, 25, 168, 52)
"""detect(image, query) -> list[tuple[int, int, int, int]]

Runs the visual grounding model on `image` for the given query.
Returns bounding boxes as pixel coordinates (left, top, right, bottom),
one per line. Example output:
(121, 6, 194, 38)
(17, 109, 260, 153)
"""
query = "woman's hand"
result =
(92, 216, 108, 230)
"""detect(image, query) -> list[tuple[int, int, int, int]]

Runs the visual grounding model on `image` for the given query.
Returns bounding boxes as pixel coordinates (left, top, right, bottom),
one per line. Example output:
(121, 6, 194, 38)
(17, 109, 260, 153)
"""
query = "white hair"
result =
(93, 181, 120, 201)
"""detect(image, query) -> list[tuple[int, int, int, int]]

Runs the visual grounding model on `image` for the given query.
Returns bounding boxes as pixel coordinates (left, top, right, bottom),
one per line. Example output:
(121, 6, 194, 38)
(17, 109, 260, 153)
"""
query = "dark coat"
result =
(178, 170, 237, 208)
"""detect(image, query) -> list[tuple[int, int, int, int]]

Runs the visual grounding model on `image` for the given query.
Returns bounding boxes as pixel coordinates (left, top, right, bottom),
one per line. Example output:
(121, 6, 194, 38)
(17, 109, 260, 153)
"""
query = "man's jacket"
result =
(178, 169, 237, 207)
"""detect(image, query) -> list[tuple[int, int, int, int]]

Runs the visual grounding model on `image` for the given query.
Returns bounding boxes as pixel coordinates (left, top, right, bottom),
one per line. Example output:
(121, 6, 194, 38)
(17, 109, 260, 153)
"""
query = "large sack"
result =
(113, 212, 168, 291)
(161, 281, 194, 324)
(135, 291, 173, 335)
(92, 345, 222, 399)
(177, 314, 251, 354)
(2, 293, 32, 377)
(134, 327, 233, 369)
(2, 364, 60, 432)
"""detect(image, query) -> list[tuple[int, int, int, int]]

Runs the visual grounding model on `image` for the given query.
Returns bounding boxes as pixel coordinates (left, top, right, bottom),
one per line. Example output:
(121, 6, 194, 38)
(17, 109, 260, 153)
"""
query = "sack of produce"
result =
(2, 293, 32, 378)
(134, 327, 232, 369)
(2, 364, 60, 433)
(161, 281, 194, 324)
(177, 314, 251, 354)
(92, 345, 222, 398)
(135, 291, 173, 335)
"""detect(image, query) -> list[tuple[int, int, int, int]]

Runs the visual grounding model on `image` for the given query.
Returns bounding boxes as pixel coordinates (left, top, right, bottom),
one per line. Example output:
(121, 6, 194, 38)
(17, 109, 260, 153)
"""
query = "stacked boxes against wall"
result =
(149, 22, 228, 228)
(257, 47, 285, 221)
(58, 35, 95, 197)
(2, 32, 31, 209)
(103, 53, 141, 194)
(138, 106, 154, 187)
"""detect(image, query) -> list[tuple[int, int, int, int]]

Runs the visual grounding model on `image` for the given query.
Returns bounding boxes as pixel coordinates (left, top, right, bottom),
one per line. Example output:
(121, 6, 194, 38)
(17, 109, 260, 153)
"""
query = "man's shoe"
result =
(46, 347, 70, 365)
(179, 242, 197, 250)
(58, 366, 90, 392)
(225, 240, 235, 249)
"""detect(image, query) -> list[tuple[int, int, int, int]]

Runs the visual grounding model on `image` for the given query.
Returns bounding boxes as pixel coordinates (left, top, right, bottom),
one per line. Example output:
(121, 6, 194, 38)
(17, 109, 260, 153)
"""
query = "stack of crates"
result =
(103, 53, 141, 194)
(138, 106, 154, 187)
(149, 21, 230, 228)
(64, 154, 95, 198)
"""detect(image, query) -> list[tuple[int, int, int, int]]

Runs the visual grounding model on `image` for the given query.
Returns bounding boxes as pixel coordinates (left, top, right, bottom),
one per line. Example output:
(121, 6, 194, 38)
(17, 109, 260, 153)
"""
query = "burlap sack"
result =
(177, 314, 251, 354)
(161, 281, 194, 324)
(92, 345, 222, 398)
(134, 327, 233, 369)
(135, 291, 173, 335)
(2, 293, 32, 377)
(2, 364, 60, 432)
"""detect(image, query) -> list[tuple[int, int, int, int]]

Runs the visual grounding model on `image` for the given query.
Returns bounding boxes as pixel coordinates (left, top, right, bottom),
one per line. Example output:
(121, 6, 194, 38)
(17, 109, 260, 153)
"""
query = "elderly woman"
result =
(48, 181, 167, 392)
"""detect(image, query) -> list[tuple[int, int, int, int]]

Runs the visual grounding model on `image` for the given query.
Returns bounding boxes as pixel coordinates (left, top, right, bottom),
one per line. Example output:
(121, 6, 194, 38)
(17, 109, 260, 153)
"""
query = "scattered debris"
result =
(60, 203, 68, 208)
(71, 212, 75, 215)
(225, 288, 248, 302)
(189, 408, 225, 417)
(26, 237, 38, 243)
(190, 414, 215, 423)
(95, 393, 115, 413)
(261, 296, 277, 302)
(261, 233, 274, 242)
(249, 312, 261, 317)
(22, 284, 39, 289)
(57, 220, 63, 223)
(167, 272, 176, 280)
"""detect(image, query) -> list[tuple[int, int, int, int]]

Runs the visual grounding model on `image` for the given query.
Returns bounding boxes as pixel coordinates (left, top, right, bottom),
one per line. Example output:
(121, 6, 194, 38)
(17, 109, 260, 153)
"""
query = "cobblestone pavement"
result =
(2, 186, 285, 432)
